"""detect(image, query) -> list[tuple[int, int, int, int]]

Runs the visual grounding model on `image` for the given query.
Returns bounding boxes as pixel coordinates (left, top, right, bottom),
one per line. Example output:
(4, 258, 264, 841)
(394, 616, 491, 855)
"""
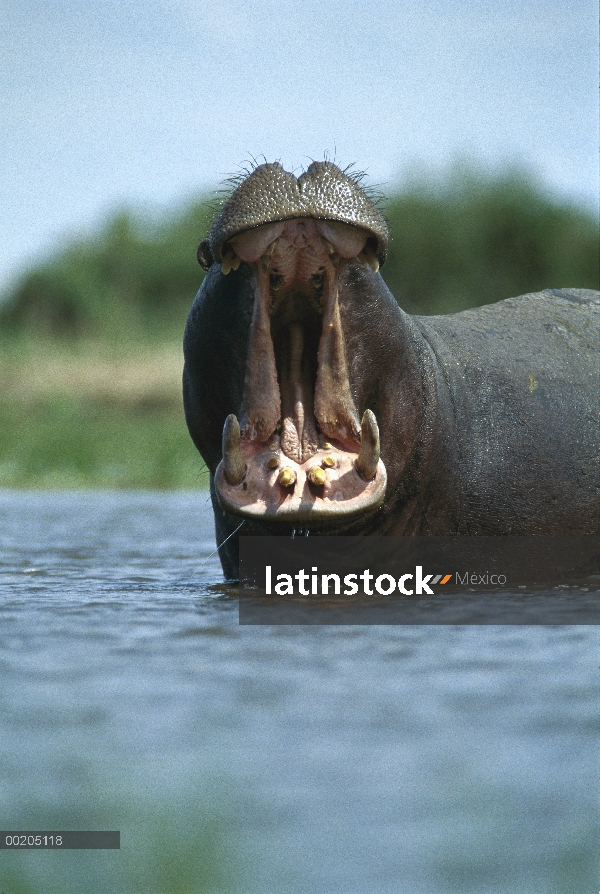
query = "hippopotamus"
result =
(183, 161, 599, 579)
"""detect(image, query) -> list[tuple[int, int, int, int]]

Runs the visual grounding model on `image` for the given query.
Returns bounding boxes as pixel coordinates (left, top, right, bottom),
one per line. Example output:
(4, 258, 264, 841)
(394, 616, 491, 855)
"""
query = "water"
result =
(0, 491, 597, 893)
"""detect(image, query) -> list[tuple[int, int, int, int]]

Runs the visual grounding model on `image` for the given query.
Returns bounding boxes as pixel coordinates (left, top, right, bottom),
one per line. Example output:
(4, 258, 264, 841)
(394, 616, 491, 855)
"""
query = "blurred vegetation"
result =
(0, 200, 213, 343)
(382, 163, 598, 314)
(0, 392, 207, 490)
(1, 163, 597, 340)
(0, 340, 207, 489)
(0, 163, 597, 488)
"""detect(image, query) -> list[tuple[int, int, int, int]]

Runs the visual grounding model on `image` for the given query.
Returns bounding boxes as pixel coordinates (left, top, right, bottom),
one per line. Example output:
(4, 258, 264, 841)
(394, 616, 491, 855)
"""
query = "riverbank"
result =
(0, 340, 206, 488)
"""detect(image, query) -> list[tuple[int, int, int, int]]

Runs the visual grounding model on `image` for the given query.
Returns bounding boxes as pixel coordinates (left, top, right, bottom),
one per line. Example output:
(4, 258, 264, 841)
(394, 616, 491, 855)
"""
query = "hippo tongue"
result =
(278, 265, 362, 462)
(280, 322, 319, 463)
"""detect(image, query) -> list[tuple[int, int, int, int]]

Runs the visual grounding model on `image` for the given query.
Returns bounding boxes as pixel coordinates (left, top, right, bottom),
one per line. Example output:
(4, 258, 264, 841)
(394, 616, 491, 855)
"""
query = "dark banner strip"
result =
(238, 536, 600, 624)
(0, 832, 120, 849)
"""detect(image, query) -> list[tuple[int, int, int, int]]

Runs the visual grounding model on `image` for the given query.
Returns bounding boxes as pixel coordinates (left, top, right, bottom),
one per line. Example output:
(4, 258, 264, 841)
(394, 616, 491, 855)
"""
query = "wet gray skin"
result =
(183, 161, 600, 579)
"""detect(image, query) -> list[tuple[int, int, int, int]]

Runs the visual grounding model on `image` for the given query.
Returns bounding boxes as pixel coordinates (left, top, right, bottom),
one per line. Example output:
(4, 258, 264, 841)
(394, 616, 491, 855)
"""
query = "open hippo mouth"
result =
(202, 166, 389, 523)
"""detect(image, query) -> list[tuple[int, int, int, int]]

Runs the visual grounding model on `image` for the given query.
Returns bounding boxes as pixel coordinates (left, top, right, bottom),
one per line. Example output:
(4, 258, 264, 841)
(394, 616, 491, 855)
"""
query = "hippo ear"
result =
(197, 240, 214, 271)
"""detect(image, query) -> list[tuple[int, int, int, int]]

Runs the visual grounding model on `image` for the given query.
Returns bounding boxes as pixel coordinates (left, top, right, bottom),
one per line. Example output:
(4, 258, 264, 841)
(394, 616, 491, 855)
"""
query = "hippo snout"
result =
(186, 162, 392, 527)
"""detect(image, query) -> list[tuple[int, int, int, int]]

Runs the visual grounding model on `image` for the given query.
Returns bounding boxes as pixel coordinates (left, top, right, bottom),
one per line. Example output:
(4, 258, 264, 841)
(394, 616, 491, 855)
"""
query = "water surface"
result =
(0, 492, 597, 893)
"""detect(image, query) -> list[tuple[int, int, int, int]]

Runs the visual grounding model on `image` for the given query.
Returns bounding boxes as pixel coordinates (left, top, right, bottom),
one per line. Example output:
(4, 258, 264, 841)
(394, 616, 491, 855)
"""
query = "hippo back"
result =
(414, 288, 599, 533)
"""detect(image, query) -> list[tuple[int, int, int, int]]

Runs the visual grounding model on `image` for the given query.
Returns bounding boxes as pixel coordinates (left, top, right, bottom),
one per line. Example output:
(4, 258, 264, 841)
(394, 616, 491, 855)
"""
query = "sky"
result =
(1, 0, 598, 291)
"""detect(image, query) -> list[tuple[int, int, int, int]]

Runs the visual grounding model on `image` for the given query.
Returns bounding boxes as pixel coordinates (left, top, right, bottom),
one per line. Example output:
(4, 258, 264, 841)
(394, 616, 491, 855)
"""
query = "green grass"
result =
(0, 395, 207, 490)
(0, 339, 209, 489)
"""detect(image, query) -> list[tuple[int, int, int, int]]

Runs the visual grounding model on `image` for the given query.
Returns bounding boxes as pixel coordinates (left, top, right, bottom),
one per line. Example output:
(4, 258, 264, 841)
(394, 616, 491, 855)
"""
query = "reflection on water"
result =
(0, 492, 597, 893)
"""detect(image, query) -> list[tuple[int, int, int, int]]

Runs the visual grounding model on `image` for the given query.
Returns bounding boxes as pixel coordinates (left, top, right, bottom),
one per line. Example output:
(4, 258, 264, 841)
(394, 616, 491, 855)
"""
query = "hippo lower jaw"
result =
(216, 410, 387, 523)
(213, 217, 387, 524)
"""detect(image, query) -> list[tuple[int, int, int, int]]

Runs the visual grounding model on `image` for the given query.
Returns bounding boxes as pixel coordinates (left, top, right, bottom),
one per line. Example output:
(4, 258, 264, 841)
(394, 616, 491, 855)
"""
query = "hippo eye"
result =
(270, 273, 283, 291)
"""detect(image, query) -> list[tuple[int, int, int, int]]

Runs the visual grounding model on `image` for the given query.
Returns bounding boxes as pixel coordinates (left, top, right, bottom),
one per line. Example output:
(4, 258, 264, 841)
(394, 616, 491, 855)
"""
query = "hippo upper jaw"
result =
(213, 216, 387, 524)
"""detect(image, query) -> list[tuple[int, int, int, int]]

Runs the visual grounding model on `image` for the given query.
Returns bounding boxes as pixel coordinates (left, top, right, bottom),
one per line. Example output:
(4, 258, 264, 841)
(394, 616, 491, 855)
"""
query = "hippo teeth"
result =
(358, 246, 379, 273)
(222, 414, 246, 485)
(221, 248, 241, 275)
(355, 409, 380, 481)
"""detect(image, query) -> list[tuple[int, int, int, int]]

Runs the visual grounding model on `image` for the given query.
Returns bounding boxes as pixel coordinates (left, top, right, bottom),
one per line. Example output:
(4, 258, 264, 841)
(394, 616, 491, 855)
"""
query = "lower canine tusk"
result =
(222, 414, 246, 484)
(355, 409, 380, 481)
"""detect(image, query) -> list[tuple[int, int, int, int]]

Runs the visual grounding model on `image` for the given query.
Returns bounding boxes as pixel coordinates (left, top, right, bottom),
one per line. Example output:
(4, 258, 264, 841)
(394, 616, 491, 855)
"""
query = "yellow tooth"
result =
(308, 466, 326, 486)
(269, 442, 279, 451)
(267, 456, 279, 469)
(322, 442, 332, 449)
(358, 249, 379, 273)
(278, 468, 296, 487)
(322, 455, 335, 468)
(221, 249, 239, 275)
